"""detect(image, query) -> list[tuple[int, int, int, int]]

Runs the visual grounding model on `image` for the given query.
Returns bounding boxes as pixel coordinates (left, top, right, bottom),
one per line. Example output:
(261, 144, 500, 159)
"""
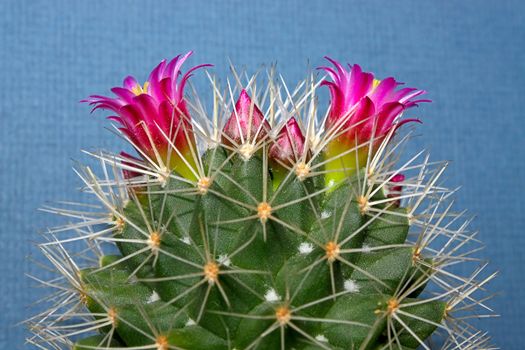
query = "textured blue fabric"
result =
(1, 0, 523, 348)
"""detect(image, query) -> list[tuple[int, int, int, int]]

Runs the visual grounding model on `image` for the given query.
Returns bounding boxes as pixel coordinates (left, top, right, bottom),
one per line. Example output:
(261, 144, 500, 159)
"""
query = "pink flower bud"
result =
(222, 89, 270, 146)
(269, 117, 306, 167)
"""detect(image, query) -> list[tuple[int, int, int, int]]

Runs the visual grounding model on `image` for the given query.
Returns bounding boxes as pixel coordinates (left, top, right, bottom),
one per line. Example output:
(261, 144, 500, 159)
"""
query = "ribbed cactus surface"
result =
(28, 53, 496, 350)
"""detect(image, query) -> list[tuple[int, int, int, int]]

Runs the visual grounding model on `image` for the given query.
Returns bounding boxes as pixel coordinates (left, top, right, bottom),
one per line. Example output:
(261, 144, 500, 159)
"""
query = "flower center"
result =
(131, 81, 150, 96)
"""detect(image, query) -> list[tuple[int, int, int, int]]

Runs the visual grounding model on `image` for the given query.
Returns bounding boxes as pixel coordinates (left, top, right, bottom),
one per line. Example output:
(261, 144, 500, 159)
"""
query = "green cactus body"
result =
(74, 150, 445, 350)
(29, 56, 495, 350)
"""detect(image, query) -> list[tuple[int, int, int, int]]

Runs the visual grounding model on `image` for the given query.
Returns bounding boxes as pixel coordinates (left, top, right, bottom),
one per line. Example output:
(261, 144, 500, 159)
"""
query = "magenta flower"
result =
(83, 52, 211, 179)
(319, 57, 429, 187)
(269, 117, 307, 167)
(319, 57, 428, 145)
(222, 89, 270, 147)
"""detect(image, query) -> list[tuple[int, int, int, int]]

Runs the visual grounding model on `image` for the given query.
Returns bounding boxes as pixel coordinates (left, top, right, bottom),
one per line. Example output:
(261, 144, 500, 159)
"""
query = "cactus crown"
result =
(28, 54, 496, 350)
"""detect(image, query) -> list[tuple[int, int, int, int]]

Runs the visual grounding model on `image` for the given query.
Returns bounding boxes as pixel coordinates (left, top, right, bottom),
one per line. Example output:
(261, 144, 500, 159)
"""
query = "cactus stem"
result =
(275, 306, 292, 326)
(203, 261, 220, 284)
(294, 161, 310, 181)
(325, 241, 341, 263)
(155, 335, 169, 350)
(257, 202, 272, 223)
(197, 176, 212, 194)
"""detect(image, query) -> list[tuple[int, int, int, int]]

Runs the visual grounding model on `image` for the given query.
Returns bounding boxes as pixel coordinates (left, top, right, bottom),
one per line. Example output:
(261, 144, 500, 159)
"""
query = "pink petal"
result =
(123, 76, 139, 91)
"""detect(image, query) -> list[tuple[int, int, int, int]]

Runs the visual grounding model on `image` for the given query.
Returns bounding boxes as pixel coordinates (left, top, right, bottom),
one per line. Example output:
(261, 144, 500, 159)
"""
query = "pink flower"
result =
(319, 57, 429, 145)
(83, 52, 211, 178)
(319, 57, 429, 187)
(269, 117, 307, 167)
(222, 89, 270, 147)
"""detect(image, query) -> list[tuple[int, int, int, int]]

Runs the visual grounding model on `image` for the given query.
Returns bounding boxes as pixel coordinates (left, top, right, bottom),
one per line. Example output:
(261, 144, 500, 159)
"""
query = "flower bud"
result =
(269, 117, 306, 167)
(222, 89, 270, 150)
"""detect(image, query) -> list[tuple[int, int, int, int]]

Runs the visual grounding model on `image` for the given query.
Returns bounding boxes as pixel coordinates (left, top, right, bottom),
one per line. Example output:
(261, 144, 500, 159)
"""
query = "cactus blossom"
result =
(83, 52, 211, 179)
(320, 57, 428, 187)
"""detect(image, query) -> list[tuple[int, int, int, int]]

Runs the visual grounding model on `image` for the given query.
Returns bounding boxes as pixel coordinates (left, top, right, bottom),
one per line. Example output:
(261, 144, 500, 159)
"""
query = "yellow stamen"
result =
(131, 81, 150, 96)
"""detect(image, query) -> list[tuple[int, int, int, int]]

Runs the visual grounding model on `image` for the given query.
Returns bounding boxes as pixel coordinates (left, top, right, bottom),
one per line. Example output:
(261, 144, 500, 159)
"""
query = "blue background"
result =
(1, 1, 523, 348)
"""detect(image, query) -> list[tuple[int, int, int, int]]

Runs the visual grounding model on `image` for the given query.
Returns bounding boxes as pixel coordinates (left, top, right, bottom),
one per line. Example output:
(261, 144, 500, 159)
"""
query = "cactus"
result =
(27, 52, 496, 350)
